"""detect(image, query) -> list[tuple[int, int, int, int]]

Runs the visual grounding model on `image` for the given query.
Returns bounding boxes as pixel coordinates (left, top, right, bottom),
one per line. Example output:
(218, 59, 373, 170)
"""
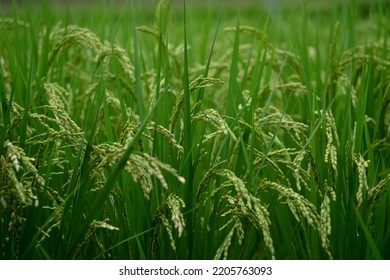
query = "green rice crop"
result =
(0, 0, 389, 260)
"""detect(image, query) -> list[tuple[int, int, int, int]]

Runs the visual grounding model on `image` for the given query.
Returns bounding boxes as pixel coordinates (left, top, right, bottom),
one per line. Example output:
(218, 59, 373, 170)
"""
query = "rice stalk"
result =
(324, 111, 339, 174)
(48, 25, 104, 67)
(213, 169, 275, 259)
(192, 108, 237, 142)
(169, 75, 223, 133)
(151, 193, 185, 257)
(319, 193, 332, 259)
(354, 153, 370, 208)
(1, 140, 43, 207)
(95, 44, 135, 82)
(73, 219, 119, 259)
(265, 180, 318, 229)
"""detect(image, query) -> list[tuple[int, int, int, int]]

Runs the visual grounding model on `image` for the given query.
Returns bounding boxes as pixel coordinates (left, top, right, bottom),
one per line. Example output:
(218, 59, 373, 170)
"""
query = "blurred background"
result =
(0, 0, 388, 15)
(1, 0, 389, 8)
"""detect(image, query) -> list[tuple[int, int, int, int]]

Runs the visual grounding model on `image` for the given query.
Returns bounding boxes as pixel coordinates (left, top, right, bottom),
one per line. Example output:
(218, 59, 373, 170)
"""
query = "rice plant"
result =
(0, 0, 389, 260)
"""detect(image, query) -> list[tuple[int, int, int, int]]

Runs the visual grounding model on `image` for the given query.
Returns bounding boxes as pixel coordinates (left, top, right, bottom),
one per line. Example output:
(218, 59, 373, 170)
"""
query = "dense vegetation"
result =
(0, 0, 389, 259)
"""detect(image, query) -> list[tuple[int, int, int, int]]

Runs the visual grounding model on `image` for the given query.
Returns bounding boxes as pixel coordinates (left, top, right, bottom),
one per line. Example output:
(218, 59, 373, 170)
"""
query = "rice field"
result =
(0, 0, 389, 260)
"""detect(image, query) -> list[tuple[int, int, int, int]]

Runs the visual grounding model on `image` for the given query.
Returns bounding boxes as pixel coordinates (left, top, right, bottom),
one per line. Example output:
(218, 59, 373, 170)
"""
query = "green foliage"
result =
(0, 0, 389, 260)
